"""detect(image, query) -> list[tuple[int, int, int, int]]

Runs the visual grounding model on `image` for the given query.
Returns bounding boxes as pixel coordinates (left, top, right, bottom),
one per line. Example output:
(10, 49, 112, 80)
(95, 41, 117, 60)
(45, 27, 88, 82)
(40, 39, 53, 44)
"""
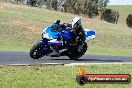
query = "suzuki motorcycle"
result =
(30, 24, 95, 60)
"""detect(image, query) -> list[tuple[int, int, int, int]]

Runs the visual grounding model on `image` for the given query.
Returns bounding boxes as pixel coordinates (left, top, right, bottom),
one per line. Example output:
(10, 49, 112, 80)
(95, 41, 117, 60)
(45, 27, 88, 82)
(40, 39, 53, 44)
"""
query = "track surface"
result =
(0, 51, 132, 65)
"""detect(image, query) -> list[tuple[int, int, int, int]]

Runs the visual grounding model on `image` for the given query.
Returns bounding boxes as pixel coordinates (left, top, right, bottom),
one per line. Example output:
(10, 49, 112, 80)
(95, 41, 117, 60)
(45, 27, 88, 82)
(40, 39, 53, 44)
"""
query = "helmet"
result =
(71, 17, 81, 29)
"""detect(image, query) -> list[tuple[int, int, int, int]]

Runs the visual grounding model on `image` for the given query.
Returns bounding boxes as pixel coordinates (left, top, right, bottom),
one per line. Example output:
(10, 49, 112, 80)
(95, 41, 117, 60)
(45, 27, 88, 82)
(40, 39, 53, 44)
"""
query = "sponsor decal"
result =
(76, 66, 131, 85)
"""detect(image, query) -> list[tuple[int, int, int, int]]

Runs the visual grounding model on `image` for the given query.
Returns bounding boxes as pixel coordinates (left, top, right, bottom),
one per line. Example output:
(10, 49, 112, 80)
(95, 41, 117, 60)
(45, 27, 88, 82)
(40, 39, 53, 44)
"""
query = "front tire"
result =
(30, 42, 44, 59)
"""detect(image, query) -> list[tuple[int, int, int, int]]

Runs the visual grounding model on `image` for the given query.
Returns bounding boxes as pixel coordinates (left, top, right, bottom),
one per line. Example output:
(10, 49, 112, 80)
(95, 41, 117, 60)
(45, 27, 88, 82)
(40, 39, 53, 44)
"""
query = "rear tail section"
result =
(84, 29, 96, 42)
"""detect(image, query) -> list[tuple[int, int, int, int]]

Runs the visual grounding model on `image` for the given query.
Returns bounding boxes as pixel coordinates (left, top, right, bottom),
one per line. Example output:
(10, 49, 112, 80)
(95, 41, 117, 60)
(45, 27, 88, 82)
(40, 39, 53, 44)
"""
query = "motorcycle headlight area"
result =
(42, 32, 51, 39)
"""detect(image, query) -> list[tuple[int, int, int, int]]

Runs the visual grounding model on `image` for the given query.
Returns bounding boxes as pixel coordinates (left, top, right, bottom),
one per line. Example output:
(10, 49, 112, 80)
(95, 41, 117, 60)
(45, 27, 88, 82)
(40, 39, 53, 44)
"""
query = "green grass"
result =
(0, 0, 6, 2)
(0, 64, 132, 88)
(0, 2, 132, 56)
(86, 47, 132, 56)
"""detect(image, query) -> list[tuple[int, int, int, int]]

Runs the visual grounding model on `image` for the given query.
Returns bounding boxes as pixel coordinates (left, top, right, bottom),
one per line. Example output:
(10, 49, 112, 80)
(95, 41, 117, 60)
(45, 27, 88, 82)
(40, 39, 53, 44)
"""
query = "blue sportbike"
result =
(30, 24, 95, 60)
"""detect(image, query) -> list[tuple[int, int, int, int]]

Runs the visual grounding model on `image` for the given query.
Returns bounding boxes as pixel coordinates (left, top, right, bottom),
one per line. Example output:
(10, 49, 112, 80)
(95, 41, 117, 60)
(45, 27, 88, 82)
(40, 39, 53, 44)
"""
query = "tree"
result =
(51, 0, 58, 10)
(45, 0, 58, 10)
(64, 0, 76, 13)
(126, 14, 132, 28)
(74, 0, 81, 15)
(44, 0, 110, 18)
(98, 0, 110, 12)
(81, 0, 98, 18)
(101, 9, 119, 24)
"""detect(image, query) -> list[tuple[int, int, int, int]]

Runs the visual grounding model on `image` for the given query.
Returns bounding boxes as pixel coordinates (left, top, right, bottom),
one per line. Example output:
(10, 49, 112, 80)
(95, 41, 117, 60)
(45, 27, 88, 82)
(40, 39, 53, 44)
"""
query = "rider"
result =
(70, 17, 86, 45)
(53, 17, 86, 44)
(63, 17, 86, 55)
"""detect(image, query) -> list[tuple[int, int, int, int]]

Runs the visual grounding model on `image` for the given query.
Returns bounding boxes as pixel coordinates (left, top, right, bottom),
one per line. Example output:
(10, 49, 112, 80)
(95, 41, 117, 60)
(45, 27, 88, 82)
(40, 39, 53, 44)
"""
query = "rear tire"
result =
(68, 42, 87, 60)
(79, 42, 87, 55)
(30, 42, 43, 59)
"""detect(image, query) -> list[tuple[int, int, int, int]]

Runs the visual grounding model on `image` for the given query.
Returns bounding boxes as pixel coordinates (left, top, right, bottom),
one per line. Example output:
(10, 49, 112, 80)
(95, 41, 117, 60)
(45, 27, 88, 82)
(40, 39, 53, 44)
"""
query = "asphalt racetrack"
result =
(0, 51, 132, 66)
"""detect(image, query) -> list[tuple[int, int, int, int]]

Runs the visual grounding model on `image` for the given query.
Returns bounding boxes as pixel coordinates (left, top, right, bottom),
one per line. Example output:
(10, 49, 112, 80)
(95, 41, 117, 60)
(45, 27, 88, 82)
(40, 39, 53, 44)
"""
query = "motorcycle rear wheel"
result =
(68, 42, 87, 60)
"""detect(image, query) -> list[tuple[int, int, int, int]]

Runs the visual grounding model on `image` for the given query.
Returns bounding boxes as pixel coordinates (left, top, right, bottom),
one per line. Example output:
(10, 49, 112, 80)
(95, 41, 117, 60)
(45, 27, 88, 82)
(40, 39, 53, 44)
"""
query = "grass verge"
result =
(0, 2, 132, 56)
(0, 64, 132, 88)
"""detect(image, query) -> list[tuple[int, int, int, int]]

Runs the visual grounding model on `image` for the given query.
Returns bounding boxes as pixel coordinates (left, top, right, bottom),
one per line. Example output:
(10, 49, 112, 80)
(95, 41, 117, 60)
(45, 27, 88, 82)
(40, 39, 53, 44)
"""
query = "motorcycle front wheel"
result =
(30, 42, 44, 59)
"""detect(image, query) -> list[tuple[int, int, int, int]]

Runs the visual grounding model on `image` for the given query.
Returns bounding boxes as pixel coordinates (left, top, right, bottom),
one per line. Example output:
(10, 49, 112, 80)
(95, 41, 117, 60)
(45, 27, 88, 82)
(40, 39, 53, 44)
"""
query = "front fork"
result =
(39, 40, 51, 55)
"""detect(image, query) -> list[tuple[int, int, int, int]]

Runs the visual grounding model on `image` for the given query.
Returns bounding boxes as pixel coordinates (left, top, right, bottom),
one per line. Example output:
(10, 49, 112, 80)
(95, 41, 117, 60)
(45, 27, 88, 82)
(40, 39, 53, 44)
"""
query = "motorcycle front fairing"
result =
(42, 26, 61, 40)
(41, 25, 72, 56)
(41, 26, 62, 50)
(42, 25, 72, 43)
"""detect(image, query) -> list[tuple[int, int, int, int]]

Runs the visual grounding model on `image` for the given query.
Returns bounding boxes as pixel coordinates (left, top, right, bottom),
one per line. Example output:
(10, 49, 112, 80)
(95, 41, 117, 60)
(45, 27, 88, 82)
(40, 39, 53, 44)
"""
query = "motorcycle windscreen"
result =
(44, 26, 61, 39)
(48, 32, 61, 39)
